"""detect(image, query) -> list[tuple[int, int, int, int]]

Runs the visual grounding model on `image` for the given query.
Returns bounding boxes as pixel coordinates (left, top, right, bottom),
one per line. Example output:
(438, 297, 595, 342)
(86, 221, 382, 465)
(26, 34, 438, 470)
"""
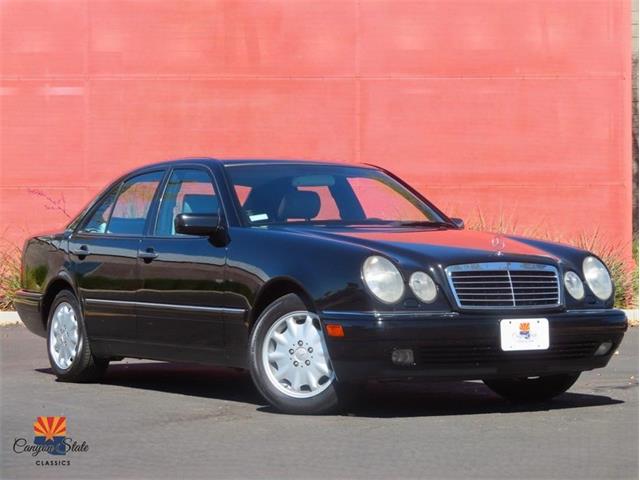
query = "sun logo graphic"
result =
(33, 416, 67, 456)
(519, 322, 531, 340)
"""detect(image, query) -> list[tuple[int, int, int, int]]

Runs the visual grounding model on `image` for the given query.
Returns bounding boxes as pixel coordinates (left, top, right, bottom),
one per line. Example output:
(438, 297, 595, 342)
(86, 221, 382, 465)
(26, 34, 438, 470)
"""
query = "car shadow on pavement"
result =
(335, 380, 625, 418)
(36, 362, 624, 417)
(37, 361, 266, 406)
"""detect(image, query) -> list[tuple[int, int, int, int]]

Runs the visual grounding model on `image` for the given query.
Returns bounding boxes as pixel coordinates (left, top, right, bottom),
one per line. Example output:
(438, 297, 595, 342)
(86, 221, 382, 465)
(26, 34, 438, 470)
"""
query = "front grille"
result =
(418, 340, 598, 365)
(445, 262, 561, 310)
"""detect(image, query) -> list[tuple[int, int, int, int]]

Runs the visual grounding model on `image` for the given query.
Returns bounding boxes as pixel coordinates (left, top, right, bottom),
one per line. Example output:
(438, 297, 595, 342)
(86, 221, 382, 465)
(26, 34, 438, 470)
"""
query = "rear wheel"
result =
(483, 373, 580, 403)
(248, 293, 349, 414)
(46, 290, 108, 382)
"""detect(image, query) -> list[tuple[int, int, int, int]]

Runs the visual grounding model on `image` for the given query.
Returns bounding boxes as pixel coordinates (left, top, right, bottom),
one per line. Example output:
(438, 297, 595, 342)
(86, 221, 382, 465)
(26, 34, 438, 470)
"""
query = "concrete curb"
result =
(0, 311, 21, 326)
(625, 308, 639, 326)
(1, 309, 638, 327)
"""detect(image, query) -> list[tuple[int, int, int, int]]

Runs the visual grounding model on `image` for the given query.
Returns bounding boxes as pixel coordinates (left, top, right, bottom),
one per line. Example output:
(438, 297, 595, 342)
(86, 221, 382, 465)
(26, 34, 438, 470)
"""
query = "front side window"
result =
(80, 187, 118, 234)
(225, 164, 444, 226)
(106, 171, 163, 235)
(155, 168, 218, 236)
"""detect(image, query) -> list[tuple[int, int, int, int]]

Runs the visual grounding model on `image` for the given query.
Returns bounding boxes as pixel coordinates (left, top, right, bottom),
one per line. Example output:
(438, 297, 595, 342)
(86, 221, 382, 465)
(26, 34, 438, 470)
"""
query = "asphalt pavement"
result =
(1, 325, 637, 480)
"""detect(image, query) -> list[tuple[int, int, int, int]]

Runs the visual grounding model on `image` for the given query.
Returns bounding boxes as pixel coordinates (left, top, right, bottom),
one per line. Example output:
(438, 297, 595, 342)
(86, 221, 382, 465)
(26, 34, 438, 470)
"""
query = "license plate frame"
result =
(500, 318, 550, 351)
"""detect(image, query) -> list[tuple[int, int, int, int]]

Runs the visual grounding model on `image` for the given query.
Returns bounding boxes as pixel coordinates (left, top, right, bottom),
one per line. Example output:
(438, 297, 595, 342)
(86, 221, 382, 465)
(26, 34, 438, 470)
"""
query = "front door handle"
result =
(138, 248, 159, 262)
(70, 245, 90, 257)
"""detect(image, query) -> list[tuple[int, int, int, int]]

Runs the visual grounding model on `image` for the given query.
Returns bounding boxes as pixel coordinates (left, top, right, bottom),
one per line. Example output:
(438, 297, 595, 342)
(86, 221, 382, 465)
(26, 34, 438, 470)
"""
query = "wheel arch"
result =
(248, 277, 316, 333)
(41, 274, 77, 330)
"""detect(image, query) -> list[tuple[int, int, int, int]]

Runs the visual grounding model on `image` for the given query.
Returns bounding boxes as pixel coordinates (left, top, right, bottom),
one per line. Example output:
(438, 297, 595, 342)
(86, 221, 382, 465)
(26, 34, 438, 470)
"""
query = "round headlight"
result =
(563, 271, 585, 300)
(409, 271, 438, 303)
(362, 256, 404, 304)
(582, 256, 613, 301)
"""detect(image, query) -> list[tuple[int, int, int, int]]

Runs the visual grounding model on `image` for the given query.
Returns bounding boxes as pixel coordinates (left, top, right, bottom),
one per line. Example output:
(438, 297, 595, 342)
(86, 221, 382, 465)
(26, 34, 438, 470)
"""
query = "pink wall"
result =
(0, 0, 632, 253)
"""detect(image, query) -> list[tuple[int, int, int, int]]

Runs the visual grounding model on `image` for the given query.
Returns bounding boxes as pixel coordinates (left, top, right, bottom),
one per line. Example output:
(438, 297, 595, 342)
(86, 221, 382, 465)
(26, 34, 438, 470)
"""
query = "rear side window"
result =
(155, 168, 218, 236)
(106, 171, 163, 235)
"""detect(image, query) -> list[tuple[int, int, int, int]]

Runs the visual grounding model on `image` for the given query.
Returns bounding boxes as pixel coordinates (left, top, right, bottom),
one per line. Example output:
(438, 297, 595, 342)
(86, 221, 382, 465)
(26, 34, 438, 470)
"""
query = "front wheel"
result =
(483, 373, 580, 403)
(248, 294, 349, 414)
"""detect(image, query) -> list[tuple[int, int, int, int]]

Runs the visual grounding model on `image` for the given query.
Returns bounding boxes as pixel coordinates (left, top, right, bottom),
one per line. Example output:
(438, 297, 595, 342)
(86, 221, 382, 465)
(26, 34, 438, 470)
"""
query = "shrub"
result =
(0, 243, 21, 311)
(633, 235, 639, 308)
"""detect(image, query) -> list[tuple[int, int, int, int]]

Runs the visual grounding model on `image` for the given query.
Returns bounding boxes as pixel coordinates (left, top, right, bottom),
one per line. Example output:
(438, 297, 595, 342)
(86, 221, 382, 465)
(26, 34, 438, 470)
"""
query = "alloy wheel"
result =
(261, 311, 335, 399)
(49, 302, 80, 370)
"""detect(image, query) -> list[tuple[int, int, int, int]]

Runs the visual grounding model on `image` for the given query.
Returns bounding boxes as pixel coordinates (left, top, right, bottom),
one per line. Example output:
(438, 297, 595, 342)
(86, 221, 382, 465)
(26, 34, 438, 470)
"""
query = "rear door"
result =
(137, 167, 229, 354)
(71, 170, 165, 344)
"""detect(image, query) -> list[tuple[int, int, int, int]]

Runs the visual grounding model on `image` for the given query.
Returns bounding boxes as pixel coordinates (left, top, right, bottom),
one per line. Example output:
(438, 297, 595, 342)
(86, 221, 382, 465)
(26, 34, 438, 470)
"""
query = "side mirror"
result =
(451, 217, 465, 229)
(175, 213, 225, 239)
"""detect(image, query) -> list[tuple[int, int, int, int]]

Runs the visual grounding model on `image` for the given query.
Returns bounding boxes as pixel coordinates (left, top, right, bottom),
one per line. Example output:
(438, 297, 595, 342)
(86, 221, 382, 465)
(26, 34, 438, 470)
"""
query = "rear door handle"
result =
(138, 248, 159, 262)
(70, 245, 90, 257)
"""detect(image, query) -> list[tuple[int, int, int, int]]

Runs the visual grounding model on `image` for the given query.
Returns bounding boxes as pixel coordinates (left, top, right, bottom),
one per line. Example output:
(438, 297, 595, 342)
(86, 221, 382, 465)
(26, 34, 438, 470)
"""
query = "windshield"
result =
(225, 164, 448, 227)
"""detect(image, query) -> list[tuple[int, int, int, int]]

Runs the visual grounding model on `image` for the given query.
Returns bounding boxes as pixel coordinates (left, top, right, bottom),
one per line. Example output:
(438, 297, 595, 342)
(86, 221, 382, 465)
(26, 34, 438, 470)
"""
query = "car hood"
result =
(274, 226, 564, 266)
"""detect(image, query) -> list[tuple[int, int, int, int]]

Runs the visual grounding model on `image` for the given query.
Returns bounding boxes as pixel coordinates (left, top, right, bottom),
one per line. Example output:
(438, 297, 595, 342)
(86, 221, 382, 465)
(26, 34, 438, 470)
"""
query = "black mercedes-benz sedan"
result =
(15, 158, 627, 414)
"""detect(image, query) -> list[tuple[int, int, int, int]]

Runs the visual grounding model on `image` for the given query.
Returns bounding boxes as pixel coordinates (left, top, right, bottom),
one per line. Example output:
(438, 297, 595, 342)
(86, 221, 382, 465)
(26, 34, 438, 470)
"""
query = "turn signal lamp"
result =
(326, 324, 345, 337)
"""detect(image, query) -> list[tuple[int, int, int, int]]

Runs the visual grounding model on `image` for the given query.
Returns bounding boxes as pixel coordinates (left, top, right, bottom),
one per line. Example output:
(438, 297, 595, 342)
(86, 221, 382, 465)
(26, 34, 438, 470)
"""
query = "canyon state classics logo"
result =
(33, 416, 67, 455)
(13, 416, 90, 466)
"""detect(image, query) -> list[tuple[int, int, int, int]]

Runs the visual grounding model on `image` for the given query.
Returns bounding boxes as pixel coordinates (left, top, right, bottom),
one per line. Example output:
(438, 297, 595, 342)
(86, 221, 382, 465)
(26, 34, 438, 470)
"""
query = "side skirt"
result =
(91, 338, 247, 368)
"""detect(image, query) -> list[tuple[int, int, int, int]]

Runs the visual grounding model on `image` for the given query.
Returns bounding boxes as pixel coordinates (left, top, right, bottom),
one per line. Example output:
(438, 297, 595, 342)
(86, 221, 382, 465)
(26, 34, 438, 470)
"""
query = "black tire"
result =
(248, 293, 351, 414)
(46, 290, 109, 382)
(483, 373, 580, 403)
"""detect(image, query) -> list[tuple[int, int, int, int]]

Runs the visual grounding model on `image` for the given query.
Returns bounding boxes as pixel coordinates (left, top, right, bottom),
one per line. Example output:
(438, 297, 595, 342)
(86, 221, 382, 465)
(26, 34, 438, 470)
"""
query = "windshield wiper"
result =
(393, 220, 455, 229)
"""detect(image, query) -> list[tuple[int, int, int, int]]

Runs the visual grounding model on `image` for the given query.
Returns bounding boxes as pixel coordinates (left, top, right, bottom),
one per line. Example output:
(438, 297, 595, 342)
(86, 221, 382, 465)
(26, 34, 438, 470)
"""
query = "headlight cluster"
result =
(563, 256, 613, 301)
(563, 271, 584, 300)
(409, 271, 437, 303)
(582, 256, 613, 300)
(362, 256, 404, 303)
(362, 256, 437, 304)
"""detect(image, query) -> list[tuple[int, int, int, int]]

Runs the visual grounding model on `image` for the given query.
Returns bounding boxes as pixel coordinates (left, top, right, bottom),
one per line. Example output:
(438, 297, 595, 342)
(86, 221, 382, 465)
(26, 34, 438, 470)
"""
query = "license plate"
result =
(500, 318, 549, 351)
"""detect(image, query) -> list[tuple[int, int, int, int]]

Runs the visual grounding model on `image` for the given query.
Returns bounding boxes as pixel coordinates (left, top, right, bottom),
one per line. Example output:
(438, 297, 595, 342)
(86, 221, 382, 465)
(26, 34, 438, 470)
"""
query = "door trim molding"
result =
(84, 298, 246, 315)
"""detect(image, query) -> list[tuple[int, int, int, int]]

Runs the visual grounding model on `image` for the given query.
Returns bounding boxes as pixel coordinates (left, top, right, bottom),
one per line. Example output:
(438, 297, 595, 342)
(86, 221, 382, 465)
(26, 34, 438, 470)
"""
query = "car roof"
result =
(128, 157, 376, 174)
(220, 158, 372, 169)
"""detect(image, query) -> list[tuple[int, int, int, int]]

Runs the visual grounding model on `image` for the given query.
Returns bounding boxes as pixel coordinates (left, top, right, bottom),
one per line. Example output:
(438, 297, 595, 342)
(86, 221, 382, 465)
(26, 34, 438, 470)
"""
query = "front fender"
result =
(225, 227, 373, 312)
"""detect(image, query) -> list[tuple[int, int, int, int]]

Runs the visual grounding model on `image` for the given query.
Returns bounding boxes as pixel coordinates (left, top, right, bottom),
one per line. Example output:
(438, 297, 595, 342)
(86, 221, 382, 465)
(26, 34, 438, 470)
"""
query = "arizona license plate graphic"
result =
(500, 318, 549, 351)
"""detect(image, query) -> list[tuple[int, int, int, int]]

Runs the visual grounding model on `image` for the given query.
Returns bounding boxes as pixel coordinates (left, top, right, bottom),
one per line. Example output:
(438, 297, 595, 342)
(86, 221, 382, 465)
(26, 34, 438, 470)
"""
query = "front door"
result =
(71, 170, 165, 345)
(137, 167, 228, 354)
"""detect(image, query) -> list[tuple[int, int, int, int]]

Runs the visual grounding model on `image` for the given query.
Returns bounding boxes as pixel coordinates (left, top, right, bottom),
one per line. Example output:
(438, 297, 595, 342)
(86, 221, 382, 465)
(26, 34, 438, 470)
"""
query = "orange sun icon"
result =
(33, 416, 66, 441)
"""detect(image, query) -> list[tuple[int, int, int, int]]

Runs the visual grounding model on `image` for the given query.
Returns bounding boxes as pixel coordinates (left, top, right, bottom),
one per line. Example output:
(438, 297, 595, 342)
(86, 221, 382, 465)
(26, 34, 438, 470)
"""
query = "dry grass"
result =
(0, 242, 21, 311)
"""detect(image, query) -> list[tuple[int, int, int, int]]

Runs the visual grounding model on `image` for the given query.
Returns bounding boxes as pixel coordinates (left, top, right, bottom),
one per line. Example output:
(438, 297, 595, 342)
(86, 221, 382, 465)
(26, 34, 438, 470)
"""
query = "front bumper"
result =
(321, 309, 627, 382)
